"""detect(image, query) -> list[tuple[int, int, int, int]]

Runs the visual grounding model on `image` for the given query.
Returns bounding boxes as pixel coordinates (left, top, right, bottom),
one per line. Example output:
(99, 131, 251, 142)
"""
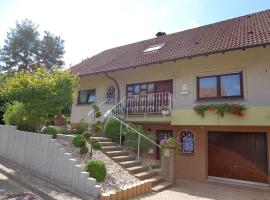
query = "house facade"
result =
(70, 10, 270, 186)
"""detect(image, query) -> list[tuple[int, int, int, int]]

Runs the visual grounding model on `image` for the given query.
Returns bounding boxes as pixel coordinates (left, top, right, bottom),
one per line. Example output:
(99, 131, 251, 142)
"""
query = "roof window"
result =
(143, 43, 165, 53)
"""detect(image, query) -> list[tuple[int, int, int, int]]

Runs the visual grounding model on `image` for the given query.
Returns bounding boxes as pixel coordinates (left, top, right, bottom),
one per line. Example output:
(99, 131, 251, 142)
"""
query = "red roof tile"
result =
(70, 9, 270, 76)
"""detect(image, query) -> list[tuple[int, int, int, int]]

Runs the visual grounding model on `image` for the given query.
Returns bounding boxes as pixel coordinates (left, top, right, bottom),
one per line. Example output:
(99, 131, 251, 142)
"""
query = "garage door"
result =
(208, 131, 268, 183)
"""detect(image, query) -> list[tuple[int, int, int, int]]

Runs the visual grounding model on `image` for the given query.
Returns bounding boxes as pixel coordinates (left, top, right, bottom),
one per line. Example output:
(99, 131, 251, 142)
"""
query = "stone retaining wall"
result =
(0, 125, 101, 199)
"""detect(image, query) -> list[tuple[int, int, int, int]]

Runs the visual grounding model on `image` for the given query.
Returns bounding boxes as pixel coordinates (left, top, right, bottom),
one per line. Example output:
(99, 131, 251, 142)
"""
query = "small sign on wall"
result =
(180, 83, 189, 95)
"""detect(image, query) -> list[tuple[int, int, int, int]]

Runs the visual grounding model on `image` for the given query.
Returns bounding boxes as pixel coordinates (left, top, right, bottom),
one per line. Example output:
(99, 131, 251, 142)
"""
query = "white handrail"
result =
(111, 116, 161, 149)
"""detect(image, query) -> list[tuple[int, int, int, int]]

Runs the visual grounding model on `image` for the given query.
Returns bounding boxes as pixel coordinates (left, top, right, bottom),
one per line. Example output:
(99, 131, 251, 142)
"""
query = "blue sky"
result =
(0, 0, 269, 67)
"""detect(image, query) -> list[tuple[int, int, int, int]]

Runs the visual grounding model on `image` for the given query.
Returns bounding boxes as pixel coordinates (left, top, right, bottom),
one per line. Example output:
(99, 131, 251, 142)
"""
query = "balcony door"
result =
(155, 80, 173, 93)
(126, 80, 173, 115)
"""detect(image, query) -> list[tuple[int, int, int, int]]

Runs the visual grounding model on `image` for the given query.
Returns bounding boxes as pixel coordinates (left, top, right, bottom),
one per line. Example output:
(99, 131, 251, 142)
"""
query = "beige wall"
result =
(71, 46, 270, 124)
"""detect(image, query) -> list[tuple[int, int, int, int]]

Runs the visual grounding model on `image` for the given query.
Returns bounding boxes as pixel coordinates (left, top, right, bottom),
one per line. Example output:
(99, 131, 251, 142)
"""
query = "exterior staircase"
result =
(94, 136, 172, 192)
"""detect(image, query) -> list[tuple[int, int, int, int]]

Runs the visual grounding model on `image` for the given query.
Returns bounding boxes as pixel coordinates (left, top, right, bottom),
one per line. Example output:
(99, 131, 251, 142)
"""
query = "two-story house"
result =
(70, 10, 270, 186)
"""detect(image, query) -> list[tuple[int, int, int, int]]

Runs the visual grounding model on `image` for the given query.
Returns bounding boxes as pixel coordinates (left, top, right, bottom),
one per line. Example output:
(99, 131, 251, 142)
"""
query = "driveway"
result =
(0, 158, 84, 200)
(136, 180, 270, 200)
(0, 170, 39, 199)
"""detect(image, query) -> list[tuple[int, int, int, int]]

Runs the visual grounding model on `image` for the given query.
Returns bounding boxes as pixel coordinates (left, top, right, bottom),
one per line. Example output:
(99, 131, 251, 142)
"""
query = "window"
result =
(179, 130, 195, 154)
(197, 72, 243, 100)
(143, 43, 165, 53)
(126, 82, 156, 96)
(77, 89, 96, 104)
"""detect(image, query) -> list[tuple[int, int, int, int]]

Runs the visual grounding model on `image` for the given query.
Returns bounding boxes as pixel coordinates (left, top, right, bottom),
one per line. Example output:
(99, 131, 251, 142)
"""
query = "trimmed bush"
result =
(85, 159, 107, 182)
(4, 102, 41, 132)
(56, 127, 72, 135)
(104, 117, 121, 142)
(42, 127, 57, 139)
(80, 146, 89, 155)
(91, 139, 101, 150)
(82, 131, 90, 140)
(72, 135, 86, 148)
(75, 121, 88, 134)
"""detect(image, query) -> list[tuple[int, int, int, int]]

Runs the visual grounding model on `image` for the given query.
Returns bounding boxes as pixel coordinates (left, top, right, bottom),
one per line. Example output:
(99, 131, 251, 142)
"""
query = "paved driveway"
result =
(136, 180, 270, 200)
(0, 171, 38, 199)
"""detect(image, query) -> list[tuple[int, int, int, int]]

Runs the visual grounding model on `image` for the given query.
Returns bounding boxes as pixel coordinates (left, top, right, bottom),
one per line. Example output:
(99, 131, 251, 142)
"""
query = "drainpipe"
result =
(105, 73, 120, 102)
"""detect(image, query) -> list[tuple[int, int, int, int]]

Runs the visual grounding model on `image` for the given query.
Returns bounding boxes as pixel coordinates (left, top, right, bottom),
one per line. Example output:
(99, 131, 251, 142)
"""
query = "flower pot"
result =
(161, 109, 170, 115)
(54, 115, 66, 126)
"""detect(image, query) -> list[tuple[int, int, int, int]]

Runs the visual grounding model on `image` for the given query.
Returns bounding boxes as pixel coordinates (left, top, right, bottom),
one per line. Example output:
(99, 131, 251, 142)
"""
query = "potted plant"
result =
(54, 114, 66, 126)
(161, 105, 170, 116)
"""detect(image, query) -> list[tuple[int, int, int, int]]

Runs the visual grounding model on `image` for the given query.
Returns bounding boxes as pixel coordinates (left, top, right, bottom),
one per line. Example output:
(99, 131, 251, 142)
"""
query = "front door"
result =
(156, 130, 173, 159)
(208, 131, 269, 183)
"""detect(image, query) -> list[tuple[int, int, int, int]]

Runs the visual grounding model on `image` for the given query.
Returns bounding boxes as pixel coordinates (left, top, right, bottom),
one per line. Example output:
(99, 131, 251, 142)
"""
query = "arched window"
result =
(179, 130, 195, 154)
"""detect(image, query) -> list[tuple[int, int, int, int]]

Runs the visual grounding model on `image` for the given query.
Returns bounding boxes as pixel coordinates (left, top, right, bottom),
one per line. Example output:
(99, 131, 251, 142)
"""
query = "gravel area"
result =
(57, 135, 140, 193)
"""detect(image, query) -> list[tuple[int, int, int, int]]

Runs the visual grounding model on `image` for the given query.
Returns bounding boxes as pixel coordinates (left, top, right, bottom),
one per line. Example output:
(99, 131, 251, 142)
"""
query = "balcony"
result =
(110, 92, 172, 117)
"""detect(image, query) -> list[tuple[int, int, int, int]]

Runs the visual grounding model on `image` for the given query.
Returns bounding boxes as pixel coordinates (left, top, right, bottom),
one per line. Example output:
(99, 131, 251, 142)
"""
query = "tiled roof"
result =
(70, 9, 270, 76)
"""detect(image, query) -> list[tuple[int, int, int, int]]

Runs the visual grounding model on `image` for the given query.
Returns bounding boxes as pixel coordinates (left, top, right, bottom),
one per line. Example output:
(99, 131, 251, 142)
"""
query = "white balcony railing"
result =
(106, 92, 172, 118)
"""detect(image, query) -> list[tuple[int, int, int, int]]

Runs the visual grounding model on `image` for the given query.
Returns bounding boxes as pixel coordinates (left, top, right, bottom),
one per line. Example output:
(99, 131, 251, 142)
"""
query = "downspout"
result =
(105, 73, 120, 102)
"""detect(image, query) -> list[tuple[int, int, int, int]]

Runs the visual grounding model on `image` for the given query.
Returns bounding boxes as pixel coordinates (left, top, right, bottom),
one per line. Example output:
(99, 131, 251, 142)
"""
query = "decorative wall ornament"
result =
(180, 83, 189, 95)
(106, 86, 116, 102)
(179, 129, 195, 154)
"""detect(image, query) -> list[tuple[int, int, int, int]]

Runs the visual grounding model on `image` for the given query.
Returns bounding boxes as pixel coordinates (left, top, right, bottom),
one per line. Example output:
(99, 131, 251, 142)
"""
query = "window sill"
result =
(196, 97, 246, 103)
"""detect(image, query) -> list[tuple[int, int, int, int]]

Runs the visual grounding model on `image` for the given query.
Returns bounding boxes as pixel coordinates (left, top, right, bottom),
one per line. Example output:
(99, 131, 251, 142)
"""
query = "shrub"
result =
(104, 117, 121, 142)
(80, 146, 89, 155)
(75, 120, 88, 134)
(82, 131, 90, 140)
(4, 102, 40, 132)
(1, 69, 78, 132)
(56, 127, 72, 135)
(72, 135, 86, 148)
(42, 127, 57, 139)
(124, 123, 154, 152)
(91, 139, 101, 150)
(85, 159, 107, 182)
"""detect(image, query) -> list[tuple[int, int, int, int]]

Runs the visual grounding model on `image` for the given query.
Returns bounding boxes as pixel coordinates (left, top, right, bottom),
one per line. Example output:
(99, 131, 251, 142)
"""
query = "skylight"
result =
(143, 43, 165, 53)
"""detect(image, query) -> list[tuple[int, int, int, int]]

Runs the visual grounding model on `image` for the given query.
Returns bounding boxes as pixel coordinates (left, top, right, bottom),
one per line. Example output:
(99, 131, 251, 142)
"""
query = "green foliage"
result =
(4, 102, 40, 132)
(85, 159, 107, 182)
(124, 123, 155, 152)
(56, 127, 72, 135)
(72, 135, 86, 148)
(161, 138, 180, 153)
(0, 19, 65, 72)
(82, 131, 90, 140)
(91, 139, 101, 150)
(194, 103, 247, 117)
(88, 104, 102, 159)
(104, 117, 121, 142)
(0, 68, 77, 131)
(42, 127, 57, 139)
(73, 120, 88, 135)
(80, 146, 89, 155)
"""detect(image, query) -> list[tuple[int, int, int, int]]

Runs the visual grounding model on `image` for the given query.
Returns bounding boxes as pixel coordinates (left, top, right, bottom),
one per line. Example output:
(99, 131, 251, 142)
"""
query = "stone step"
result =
(94, 137, 111, 142)
(111, 155, 135, 162)
(134, 170, 157, 180)
(101, 146, 122, 152)
(99, 141, 117, 146)
(105, 150, 129, 157)
(119, 160, 142, 168)
(151, 182, 172, 193)
(126, 165, 149, 174)
(145, 176, 164, 186)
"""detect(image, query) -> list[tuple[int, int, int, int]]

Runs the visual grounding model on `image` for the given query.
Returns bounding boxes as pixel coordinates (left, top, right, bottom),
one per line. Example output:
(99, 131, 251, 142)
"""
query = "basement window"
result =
(143, 43, 165, 53)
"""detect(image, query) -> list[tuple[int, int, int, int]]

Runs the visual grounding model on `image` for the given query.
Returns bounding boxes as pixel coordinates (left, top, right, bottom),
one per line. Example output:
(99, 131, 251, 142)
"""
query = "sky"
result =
(0, 0, 269, 68)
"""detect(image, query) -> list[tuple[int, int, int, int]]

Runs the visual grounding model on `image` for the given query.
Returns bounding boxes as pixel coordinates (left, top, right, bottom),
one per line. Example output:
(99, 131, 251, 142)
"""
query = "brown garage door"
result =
(208, 131, 268, 183)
